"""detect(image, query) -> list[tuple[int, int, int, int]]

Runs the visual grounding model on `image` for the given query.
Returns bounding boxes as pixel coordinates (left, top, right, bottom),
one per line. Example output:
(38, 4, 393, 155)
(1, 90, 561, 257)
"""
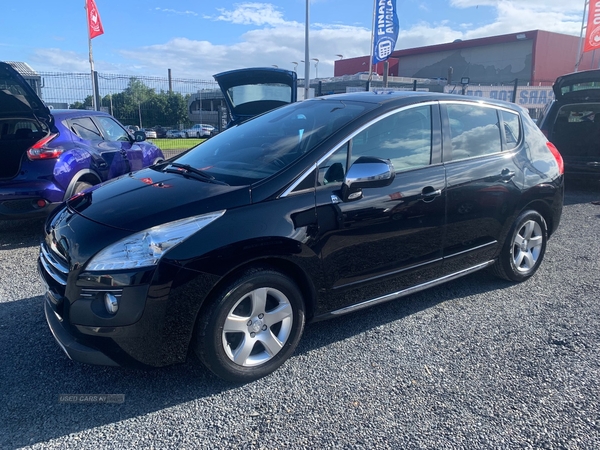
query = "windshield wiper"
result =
(164, 163, 228, 185)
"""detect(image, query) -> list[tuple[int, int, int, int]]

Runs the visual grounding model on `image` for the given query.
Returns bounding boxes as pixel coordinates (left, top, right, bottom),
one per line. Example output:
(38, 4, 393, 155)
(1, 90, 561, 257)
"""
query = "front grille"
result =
(40, 242, 69, 287)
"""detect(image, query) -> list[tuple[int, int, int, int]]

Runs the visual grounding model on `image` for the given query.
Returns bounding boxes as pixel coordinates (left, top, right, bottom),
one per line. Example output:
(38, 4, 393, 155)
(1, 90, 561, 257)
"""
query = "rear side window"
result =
(70, 117, 103, 140)
(446, 104, 501, 160)
(501, 110, 521, 150)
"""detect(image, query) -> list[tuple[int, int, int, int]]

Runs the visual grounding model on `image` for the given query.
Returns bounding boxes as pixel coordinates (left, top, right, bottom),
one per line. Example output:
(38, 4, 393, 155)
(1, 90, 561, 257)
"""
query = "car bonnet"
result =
(66, 168, 252, 232)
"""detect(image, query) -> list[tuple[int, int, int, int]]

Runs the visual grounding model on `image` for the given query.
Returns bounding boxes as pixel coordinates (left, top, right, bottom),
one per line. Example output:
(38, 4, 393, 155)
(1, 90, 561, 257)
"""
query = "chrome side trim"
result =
(443, 240, 497, 260)
(328, 260, 495, 316)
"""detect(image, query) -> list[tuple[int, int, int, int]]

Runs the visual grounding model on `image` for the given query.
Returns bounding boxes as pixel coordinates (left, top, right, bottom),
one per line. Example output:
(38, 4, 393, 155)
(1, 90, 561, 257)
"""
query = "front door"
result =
(93, 115, 143, 173)
(313, 104, 447, 313)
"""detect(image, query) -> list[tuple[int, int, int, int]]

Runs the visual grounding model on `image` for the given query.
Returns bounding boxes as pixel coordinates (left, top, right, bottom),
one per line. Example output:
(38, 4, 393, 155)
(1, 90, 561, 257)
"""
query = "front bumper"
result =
(44, 296, 119, 366)
(39, 253, 219, 368)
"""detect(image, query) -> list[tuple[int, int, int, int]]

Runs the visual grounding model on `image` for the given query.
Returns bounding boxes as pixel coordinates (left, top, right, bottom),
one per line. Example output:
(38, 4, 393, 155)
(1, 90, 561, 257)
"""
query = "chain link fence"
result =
(33, 71, 554, 153)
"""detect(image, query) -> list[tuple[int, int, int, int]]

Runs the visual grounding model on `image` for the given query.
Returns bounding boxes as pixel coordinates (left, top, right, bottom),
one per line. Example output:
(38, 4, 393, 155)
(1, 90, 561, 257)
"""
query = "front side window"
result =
(446, 104, 501, 160)
(94, 116, 130, 142)
(350, 105, 432, 172)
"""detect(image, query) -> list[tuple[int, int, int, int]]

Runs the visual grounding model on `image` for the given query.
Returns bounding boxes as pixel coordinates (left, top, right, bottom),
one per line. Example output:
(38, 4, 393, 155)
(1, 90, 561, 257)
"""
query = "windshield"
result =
(172, 99, 369, 186)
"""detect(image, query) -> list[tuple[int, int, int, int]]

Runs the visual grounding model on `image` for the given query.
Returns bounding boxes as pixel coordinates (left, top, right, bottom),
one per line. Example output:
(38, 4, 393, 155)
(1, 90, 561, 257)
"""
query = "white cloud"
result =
(451, 0, 583, 14)
(213, 3, 287, 26)
(154, 8, 198, 16)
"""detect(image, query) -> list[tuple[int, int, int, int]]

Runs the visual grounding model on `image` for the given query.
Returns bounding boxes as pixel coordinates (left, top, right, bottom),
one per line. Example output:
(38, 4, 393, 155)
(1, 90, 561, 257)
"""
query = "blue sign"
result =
(372, 0, 399, 64)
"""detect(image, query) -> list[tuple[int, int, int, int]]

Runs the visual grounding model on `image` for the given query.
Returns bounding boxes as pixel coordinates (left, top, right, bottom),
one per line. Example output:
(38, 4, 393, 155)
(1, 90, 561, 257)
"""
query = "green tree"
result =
(69, 95, 93, 110)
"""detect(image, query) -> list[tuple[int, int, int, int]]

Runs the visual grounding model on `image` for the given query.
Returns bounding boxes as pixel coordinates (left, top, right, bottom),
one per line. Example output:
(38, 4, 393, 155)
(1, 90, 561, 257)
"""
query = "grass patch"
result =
(148, 138, 206, 151)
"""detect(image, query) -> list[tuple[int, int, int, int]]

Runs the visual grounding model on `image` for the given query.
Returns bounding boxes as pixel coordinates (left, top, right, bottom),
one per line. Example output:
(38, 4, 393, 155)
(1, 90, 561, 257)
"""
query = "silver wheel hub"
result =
(222, 287, 294, 367)
(512, 219, 543, 273)
(249, 318, 264, 334)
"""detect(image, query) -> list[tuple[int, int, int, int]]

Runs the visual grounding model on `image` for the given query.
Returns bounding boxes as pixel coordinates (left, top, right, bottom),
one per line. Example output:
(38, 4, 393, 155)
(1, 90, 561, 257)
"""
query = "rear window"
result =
(550, 103, 600, 147)
(227, 84, 291, 109)
(561, 82, 600, 96)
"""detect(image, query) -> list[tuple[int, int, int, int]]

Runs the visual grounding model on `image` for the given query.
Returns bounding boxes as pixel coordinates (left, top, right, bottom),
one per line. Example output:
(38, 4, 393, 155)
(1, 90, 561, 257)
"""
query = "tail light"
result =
(546, 142, 564, 175)
(27, 133, 63, 160)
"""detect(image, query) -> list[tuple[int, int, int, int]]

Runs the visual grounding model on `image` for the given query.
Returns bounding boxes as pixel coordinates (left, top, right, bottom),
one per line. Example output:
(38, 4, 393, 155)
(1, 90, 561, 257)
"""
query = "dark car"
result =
(39, 91, 564, 382)
(214, 67, 297, 128)
(0, 62, 164, 219)
(537, 69, 600, 178)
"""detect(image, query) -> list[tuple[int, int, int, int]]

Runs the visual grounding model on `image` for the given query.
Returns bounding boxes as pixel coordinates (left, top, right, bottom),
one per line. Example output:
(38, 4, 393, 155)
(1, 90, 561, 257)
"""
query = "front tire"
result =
(193, 268, 305, 382)
(491, 210, 548, 282)
(73, 181, 93, 195)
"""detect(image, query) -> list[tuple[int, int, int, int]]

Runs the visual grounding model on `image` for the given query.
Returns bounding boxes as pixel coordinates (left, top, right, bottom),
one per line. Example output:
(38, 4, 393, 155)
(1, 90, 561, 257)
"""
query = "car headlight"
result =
(86, 211, 226, 271)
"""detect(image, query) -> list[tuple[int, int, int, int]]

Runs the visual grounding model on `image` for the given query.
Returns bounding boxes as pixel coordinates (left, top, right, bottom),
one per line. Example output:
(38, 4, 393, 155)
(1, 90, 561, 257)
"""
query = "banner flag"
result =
(86, 0, 104, 39)
(372, 0, 399, 64)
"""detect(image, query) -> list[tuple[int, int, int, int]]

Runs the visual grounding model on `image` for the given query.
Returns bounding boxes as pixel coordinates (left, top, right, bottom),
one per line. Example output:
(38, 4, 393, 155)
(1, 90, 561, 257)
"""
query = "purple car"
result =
(0, 62, 164, 219)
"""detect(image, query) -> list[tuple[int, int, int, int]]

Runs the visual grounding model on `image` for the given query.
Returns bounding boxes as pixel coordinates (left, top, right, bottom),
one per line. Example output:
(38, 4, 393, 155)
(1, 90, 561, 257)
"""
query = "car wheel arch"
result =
(519, 199, 556, 239)
(193, 257, 318, 333)
(62, 169, 102, 200)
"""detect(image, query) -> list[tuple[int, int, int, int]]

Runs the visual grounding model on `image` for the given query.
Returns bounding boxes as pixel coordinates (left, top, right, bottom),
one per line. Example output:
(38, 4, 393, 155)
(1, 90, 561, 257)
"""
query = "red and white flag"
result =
(86, 0, 104, 39)
(585, 1, 600, 52)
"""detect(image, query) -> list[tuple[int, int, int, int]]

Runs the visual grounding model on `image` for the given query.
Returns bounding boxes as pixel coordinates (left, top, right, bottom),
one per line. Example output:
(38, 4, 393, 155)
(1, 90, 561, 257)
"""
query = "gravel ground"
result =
(1, 180, 599, 449)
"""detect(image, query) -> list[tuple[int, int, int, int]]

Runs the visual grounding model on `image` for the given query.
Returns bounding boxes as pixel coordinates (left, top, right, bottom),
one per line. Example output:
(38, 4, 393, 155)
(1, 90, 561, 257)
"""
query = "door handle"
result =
(500, 168, 515, 181)
(421, 187, 441, 202)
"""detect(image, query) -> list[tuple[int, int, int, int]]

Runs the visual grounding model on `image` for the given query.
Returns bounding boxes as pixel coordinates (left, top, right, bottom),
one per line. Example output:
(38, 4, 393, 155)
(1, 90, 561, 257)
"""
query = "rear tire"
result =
(491, 210, 547, 282)
(193, 268, 305, 382)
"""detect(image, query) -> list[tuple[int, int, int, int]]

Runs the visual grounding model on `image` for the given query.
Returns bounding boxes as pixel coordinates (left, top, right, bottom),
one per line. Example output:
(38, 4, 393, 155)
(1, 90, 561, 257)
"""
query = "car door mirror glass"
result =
(134, 131, 146, 142)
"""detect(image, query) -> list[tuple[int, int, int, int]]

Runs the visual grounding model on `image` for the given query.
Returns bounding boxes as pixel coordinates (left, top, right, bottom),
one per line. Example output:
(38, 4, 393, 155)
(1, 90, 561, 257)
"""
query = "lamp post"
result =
(304, 0, 310, 99)
(336, 54, 343, 59)
(311, 58, 319, 79)
(291, 62, 298, 72)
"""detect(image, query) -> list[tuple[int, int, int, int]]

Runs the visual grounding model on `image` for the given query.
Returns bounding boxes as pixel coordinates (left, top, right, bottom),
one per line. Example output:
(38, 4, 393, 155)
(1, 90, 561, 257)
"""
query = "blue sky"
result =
(0, 1, 585, 80)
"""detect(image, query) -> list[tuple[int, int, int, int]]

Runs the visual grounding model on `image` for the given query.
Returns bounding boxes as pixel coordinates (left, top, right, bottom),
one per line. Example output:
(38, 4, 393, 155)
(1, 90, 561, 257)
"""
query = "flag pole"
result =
(368, 0, 376, 82)
(86, 0, 97, 110)
(576, 0, 589, 72)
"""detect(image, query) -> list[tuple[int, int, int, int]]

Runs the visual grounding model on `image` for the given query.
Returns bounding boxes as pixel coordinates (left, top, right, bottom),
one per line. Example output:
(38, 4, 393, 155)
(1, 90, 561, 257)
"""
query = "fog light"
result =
(104, 293, 119, 314)
(36, 199, 48, 208)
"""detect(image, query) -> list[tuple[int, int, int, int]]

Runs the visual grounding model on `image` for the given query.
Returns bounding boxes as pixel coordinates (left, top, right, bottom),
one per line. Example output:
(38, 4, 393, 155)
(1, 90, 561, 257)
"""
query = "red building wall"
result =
(335, 30, 593, 85)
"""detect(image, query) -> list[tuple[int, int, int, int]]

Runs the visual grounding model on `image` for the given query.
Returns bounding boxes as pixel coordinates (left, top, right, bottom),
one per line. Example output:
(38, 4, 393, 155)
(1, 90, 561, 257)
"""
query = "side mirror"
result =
(342, 156, 395, 201)
(133, 131, 146, 142)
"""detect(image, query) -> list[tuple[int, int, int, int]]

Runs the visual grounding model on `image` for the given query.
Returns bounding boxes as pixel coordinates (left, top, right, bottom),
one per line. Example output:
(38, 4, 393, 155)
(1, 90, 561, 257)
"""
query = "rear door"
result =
(441, 101, 523, 273)
(68, 116, 129, 179)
